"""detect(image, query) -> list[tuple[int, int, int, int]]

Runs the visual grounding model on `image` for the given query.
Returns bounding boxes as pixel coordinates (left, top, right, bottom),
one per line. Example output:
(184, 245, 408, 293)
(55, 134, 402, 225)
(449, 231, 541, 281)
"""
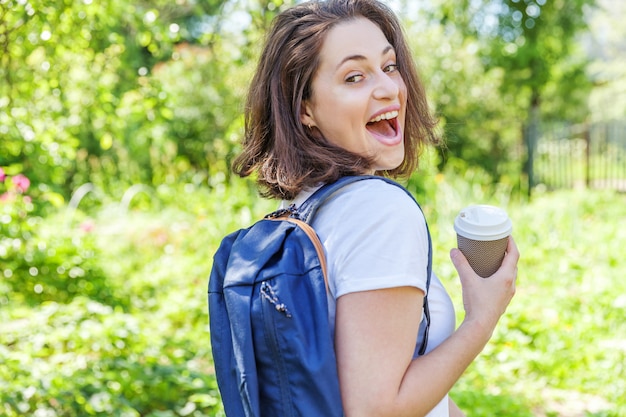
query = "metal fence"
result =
(531, 121, 626, 192)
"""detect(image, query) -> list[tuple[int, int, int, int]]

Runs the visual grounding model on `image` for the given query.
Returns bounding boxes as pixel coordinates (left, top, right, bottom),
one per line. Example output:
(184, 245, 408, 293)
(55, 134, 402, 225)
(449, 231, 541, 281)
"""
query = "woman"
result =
(233, 1, 519, 416)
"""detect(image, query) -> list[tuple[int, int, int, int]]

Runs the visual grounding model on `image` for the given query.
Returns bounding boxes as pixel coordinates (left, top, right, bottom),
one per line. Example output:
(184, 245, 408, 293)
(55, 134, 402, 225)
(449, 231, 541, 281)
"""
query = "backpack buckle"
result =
(264, 204, 300, 220)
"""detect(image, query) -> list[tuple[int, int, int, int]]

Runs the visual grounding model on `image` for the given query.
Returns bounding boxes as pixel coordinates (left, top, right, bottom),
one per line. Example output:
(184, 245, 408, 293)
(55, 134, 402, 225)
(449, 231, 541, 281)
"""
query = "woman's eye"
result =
(384, 64, 398, 73)
(346, 74, 364, 83)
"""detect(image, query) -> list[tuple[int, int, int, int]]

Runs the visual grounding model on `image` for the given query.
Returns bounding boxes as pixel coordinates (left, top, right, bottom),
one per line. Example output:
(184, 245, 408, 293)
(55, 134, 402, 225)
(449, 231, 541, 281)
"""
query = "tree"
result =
(397, 0, 526, 186)
(584, 0, 626, 121)
(0, 0, 232, 201)
(469, 0, 596, 188)
(399, 0, 596, 190)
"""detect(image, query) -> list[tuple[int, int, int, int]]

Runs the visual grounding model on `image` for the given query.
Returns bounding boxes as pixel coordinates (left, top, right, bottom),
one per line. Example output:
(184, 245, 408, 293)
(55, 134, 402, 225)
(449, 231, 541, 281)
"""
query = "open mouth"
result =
(366, 110, 399, 139)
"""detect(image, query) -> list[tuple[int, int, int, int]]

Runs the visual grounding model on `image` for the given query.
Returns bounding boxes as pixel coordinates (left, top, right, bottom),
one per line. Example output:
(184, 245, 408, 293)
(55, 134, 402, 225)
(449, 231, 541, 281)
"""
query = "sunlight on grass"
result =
(434, 186, 626, 417)
(1, 177, 624, 416)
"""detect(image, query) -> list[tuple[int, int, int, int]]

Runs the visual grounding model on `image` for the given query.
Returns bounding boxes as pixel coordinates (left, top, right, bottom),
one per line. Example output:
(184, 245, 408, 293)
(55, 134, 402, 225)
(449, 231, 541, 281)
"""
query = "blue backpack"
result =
(208, 175, 432, 417)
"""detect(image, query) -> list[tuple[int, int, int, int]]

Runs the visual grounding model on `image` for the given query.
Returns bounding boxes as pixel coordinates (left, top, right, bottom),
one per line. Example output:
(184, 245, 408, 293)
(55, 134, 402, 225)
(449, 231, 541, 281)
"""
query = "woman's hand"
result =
(450, 236, 520, 337)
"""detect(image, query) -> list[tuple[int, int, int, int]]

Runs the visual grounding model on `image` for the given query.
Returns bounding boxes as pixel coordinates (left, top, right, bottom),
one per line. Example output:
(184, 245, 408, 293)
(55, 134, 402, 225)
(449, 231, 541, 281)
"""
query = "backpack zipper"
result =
(260, 281, 292, 317)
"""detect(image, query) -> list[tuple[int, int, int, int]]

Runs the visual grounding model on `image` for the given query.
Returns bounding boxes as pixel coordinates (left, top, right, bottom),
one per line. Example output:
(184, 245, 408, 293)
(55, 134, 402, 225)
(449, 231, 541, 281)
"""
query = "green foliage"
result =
(148, 42, 245, 182)
(0, 0, 238, 199)
(423, 180, 626, 416)
(1, 297, 220, 417)
(401, 5, 525, 183)
(404, 0, 597, 186)
(452, 0, 596, 113)
(1, 179, 271, 417)
(0, 169, 113, 308)
(1, 0, 623, 413)
(1, 216, 115, 307)
(1, 0, 609, 205)
(586, 0, 626, 121)
(3, 172, 625, 416)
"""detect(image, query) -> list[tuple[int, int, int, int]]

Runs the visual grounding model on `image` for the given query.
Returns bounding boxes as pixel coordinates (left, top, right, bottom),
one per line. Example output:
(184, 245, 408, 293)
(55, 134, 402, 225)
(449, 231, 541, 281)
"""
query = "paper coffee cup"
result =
(454, 205, 512, 278)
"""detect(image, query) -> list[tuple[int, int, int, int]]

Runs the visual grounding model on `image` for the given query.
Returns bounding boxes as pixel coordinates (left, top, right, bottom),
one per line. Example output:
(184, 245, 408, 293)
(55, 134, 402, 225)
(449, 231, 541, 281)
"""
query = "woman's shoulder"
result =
(314, 177, 427, 230)
(313, 177, 431, 296)
(329, 178, 422, 211)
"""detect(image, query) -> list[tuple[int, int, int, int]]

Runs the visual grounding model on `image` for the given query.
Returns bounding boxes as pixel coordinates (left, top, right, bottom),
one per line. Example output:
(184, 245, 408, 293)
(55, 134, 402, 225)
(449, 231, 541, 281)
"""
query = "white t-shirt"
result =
(284, 178, 456, 417)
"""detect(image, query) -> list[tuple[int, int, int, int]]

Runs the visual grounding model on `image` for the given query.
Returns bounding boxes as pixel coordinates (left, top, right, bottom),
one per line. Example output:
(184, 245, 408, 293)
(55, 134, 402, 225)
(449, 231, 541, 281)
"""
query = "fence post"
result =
(524, 104, 541, 196)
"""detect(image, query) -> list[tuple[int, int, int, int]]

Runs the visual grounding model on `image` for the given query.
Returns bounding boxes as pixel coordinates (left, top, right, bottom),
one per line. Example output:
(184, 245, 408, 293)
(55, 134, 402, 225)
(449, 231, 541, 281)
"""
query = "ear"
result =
(300, 100, 316, 128)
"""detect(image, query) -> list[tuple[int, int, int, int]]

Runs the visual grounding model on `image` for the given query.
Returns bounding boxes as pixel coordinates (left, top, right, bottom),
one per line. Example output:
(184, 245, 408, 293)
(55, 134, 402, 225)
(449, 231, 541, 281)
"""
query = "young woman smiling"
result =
(231, 1, 520, 416)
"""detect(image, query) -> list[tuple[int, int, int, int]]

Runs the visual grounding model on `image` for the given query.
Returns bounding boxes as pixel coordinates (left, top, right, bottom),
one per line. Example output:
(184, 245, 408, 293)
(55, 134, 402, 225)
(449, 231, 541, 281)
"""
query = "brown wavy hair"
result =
(232, 0, 440, 200)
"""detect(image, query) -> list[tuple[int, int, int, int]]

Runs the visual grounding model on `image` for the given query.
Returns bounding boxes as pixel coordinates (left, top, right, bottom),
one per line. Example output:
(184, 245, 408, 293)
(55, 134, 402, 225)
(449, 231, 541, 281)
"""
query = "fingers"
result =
(451, 236, 519, 329)
(449, 248, 474, 279)
(499, 236, 520, 278)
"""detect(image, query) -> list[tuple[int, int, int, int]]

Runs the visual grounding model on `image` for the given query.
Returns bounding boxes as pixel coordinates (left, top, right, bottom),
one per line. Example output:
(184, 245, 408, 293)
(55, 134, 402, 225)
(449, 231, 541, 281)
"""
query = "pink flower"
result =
(12, 174, 30, 193)
(0, 167, 5, 182)
(80, 220, 95, 233)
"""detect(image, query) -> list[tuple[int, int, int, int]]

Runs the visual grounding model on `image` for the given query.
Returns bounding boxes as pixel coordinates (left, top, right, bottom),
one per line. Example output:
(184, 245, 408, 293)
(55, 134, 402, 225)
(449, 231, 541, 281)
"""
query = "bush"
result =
(2, 174, 624, 416)
(0, 298, 220, 417)
(0, 169, 121, 308)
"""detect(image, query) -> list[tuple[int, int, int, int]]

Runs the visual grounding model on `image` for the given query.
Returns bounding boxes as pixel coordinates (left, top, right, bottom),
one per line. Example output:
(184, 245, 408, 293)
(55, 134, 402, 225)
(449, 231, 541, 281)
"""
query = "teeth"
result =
(369, 110, 399, 123)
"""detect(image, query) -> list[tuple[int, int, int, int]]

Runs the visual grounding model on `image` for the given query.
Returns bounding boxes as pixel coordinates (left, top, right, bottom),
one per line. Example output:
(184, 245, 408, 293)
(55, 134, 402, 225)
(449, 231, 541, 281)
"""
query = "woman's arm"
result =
(335, 237, 519, 417)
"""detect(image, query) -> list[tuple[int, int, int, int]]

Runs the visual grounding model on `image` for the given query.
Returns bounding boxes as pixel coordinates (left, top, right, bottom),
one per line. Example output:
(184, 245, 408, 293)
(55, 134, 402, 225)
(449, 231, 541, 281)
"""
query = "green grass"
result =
(436, 187, 626, 416)
(1, 175, 624, 416)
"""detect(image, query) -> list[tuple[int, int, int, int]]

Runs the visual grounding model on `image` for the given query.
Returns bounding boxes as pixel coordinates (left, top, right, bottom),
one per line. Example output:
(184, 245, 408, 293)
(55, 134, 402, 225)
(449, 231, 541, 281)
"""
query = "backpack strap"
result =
(296, 175, 433, 356)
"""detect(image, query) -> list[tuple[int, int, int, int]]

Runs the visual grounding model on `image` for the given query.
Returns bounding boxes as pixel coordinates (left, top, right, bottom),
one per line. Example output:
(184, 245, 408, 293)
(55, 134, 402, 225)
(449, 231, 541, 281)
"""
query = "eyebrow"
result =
(336, 45, 395, 70)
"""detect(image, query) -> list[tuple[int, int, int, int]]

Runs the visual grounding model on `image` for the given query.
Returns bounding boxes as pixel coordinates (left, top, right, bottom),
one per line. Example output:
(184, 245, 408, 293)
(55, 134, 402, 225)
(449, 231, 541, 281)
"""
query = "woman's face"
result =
(301, 17, 407, 172)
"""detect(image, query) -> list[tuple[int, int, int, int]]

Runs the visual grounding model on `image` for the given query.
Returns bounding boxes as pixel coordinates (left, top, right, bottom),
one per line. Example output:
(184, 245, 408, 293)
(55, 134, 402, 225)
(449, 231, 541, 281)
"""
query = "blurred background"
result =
(1, 0, 625, 416)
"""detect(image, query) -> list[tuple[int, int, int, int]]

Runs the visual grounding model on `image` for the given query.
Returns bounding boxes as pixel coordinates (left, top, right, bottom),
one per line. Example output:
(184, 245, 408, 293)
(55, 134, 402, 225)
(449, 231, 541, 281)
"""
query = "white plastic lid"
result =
(454, 205, 512, 241)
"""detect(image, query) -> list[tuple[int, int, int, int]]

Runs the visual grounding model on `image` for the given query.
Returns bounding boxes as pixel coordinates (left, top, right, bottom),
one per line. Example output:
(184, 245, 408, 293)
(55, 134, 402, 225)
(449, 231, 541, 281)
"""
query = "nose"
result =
(372, 71, 400, 100)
